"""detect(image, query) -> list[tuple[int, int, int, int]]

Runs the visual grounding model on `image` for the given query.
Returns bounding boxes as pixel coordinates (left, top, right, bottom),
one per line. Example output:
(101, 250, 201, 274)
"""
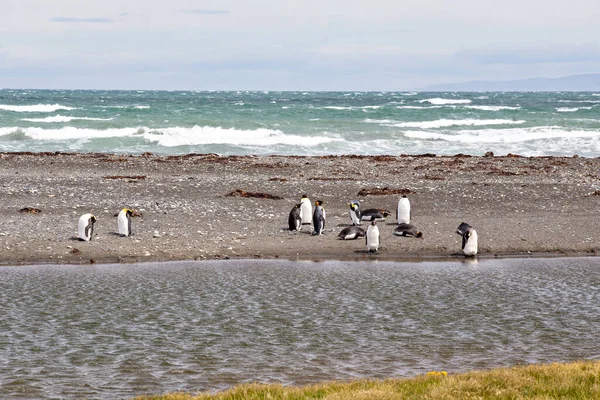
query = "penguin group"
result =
(78, 193, 477, 257)
(289, 193, 478, 257)
(76, 208, 134, 241)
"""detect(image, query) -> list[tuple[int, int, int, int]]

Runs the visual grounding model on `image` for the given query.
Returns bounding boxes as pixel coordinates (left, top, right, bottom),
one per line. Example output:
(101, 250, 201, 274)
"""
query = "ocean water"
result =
(1, 90, 600, 156)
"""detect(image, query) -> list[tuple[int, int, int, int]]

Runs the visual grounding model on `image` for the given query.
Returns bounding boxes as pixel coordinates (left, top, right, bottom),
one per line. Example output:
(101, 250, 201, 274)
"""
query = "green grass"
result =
(135, 361, 600, 399)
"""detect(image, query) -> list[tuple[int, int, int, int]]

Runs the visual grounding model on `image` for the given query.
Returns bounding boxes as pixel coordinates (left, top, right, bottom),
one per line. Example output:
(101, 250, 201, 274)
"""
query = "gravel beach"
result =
(1, 152, 600, 265)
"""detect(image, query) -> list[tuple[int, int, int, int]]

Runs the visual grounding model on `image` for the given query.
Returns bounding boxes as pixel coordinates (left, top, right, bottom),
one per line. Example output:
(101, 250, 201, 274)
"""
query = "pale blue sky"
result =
(1, 0, 599, 90)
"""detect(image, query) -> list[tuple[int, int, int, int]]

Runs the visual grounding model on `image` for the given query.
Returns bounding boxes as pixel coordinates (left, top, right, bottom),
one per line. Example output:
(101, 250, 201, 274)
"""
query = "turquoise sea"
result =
(1, 90, 599, 156)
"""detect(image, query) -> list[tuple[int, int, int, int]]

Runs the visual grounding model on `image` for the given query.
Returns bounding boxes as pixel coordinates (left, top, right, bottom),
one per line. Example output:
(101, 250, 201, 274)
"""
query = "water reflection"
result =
(0, 257, 599, 399)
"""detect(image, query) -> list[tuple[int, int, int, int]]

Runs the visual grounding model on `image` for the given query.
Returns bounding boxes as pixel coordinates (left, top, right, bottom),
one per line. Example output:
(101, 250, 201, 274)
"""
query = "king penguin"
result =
(349, 200, 361, 226)
(396, 195, 411, 224)
(300, 195, 313, 224)
(288, 203, 302, 231)
(78, 213, 97, 241)
(366, 218, 380, 253)
(118, 208, 133, 237)
(312, 200, 326, 235)
(360, 208, 391, 222)
(337, 226, 366, 240)
(393, 223, 423, 238)
(456, 222, 478, 256)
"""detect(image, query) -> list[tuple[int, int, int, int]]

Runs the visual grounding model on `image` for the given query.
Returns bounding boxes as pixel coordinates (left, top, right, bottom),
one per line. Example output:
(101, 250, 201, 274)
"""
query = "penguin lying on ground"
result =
(337, 226, 366, 240)
(360, 208, 392, 221)
(366, 218, 380, 253)
(349, 200, 361, 226)
(288, 203, 302, 231)
(78, 213, 97, 241)
(393, 223, 423, 238)
(456, 222, 478, 256)
(312, 200, 326, 235)
(118, 208, 133, 237)
(300, 195, 312, 224)
(396, 195, 411, 224)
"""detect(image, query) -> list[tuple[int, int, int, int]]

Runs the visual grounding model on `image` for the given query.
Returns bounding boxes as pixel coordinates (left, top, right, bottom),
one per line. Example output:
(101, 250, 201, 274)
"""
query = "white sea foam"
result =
(323, 106, 353, 110)
(145, 126, 340, 147)
(392, 119, 525, 129)
(556, 107, 593, 112)
(323, 105, 383, 111)
(134, 105, 150, 109)
(557, 100, 600, 103)
(364, 119, 397, 124)
(0, 126, 341, 147)
(21, 115, 114, 123)
(404, 126, 600, 143)
(396, 106, 443, 109)
(418, 98, 472, 105)
(465, 105, 521, 111)
(0, 104, 77, 112)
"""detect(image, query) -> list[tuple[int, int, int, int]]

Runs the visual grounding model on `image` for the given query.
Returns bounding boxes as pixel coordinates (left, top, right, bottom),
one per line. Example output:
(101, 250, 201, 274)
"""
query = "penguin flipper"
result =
(462, 234, 467, 250)
(128, 217, 132, 236)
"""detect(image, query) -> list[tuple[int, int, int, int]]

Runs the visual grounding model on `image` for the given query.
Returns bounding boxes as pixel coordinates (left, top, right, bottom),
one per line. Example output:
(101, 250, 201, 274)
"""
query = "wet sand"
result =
(1, 152, 600, 265)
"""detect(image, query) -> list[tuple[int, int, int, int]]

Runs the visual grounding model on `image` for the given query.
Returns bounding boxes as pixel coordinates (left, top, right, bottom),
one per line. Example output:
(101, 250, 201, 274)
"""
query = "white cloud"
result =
(1, 0, 600, 89)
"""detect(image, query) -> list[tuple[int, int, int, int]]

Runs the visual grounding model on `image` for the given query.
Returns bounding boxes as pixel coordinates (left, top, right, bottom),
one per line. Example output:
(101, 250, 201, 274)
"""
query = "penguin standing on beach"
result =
(118, 208, 133, 237)
(366, 218, 380, 253)
(396, 195, 411, 224)
(337, 226, 366, 240)
(288, 203, 302, 231)
(78, 213, 97, 241)
(300, 195, 312, 224)
(456, 222, 478, 256)
(312, 200, 326, 235)
(349, 200, 361, 226)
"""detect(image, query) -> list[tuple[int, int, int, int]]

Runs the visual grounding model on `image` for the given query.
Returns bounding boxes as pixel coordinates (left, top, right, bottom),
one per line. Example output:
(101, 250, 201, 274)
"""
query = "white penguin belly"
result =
(350, 210, 360, 225)
(366, 226, 380, 250)
(78, 213, 92, 241)
(118, 211, 129, 236)
(463, 230, 478, 256)
(397, 200, 410, 224)
(300, 201, 312, 224)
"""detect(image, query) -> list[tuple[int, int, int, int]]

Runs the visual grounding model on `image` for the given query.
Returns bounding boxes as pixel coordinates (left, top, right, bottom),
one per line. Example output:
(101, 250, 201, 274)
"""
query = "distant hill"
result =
(421, 74, 600, 92)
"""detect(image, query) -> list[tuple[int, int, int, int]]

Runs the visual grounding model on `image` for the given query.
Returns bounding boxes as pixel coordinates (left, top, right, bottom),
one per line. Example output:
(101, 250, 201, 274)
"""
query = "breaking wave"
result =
(404, 127, 600, 143)
(21, 115, 114, 123)
(418, 98, 472, 105)
(0, 104, 77, 112)
(465, 105, 521, 111)
(391, 119, 526, 129)
(0, 126, 341, 147)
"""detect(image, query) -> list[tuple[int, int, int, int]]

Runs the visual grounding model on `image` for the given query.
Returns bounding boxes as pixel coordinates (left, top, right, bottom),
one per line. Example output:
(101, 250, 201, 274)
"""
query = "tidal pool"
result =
(1, 257, 599, 399)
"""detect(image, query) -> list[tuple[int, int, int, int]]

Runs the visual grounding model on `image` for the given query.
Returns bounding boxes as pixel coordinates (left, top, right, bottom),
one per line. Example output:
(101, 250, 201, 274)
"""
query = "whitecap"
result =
(392, 119, 525, 129)
(0, 126, 342, 148)
(396, 106, 444, 109)
(404, 126, 600, 143)
(143, 126, 341, 147)
(21, 115, 114, 123)
(0, 104, 77, 112)
(418, 98, 472, 105)
(556, 107, 593, 112)
(465, 105, 521, 111)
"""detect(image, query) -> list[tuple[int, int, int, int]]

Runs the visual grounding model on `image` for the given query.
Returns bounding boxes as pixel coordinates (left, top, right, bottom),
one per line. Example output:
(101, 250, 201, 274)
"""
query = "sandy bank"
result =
(1, 152, 599, 265)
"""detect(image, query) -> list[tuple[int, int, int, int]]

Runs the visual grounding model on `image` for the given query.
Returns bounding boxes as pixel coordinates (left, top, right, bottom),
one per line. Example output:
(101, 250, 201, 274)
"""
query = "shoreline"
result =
(1, 152, 600, 266)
